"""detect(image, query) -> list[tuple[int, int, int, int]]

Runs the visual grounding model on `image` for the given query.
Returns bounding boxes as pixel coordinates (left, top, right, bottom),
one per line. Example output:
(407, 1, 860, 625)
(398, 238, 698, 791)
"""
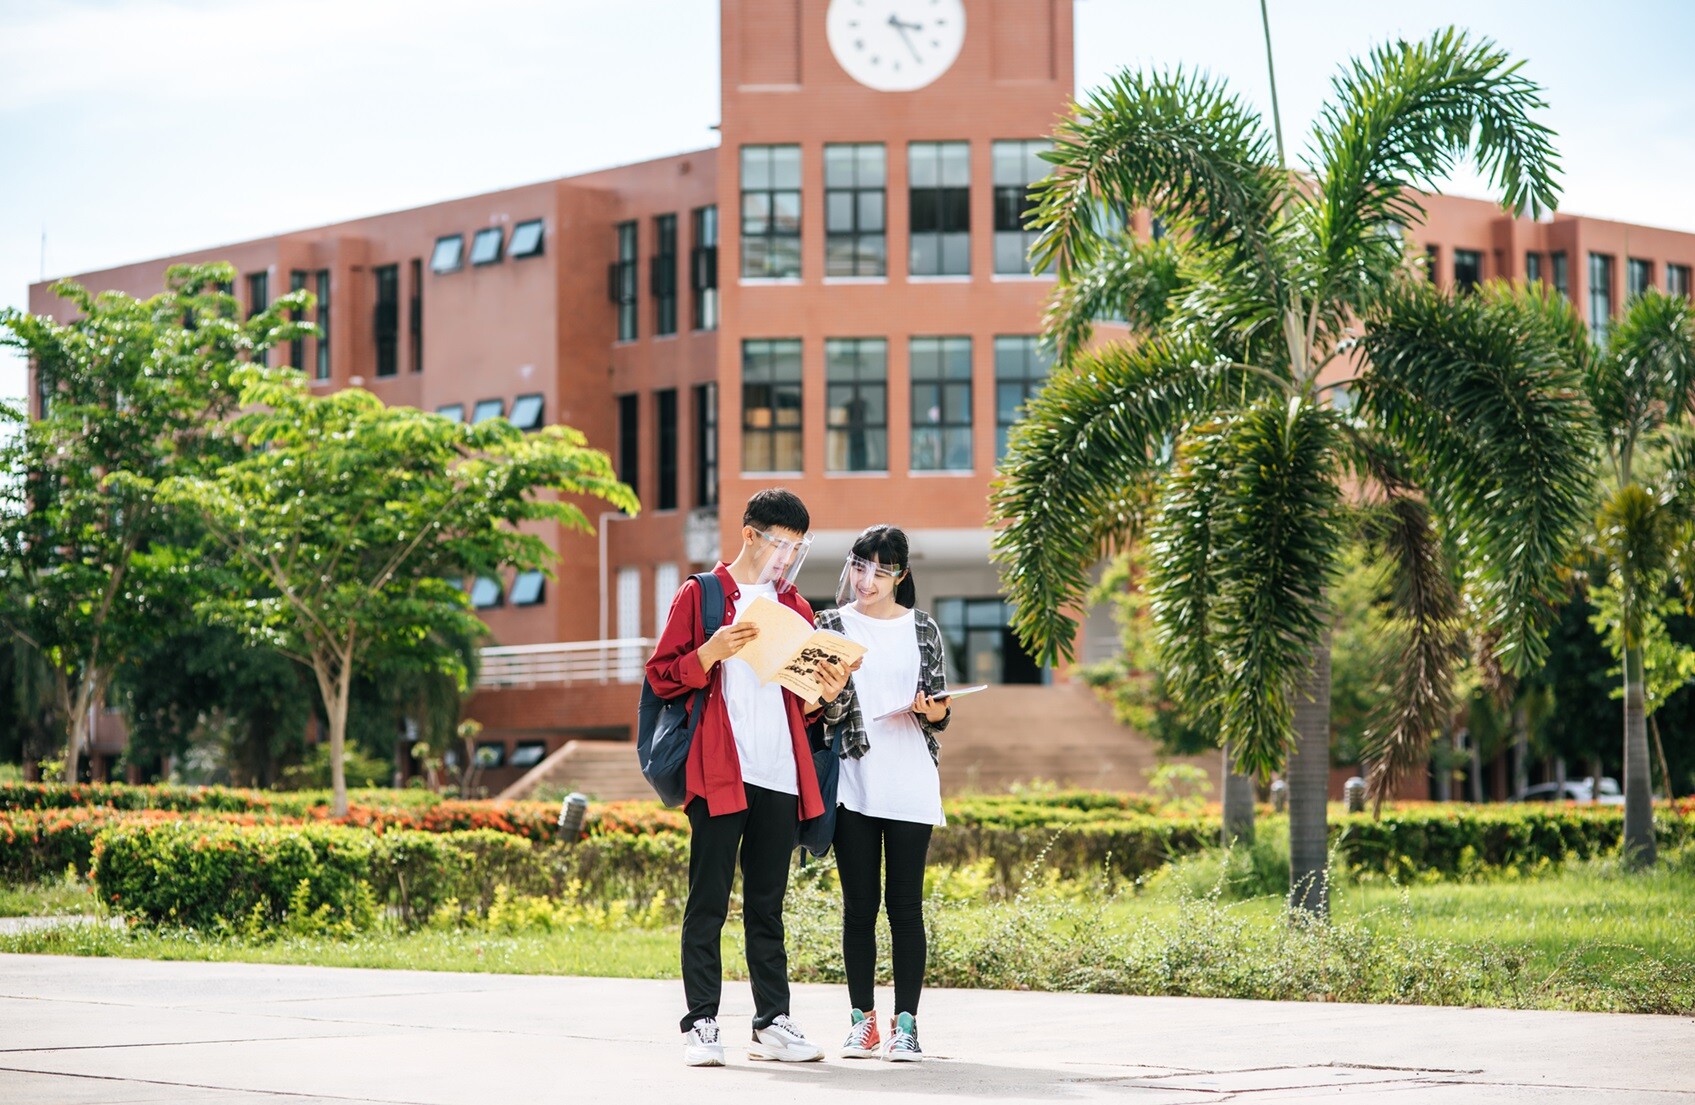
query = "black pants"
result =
(680, 783, 798, 1033)
(833, 805, 933, 1017)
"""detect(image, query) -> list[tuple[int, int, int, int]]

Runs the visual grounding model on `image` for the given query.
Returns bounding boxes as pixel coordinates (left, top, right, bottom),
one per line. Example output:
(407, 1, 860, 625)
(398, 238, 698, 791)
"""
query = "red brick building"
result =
(28, 0, 1695, 793)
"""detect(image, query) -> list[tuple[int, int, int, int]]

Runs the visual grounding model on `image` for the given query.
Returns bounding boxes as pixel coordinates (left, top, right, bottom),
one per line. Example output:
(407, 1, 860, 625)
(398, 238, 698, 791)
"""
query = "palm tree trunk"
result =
(1622, 645, 1657, 867)
(1287, 630, 1332, 917)
(1511, 705, 1529, 800)
(1221, 743, 1255, 845)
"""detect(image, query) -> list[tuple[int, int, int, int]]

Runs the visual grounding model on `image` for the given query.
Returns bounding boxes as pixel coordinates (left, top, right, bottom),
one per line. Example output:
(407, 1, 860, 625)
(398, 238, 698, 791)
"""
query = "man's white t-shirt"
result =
(834, 605, 945, 827)
(719, 581, 798, 795)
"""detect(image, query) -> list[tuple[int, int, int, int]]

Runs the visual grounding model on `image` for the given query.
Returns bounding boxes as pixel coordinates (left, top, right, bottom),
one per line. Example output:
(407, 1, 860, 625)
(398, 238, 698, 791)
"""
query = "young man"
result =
(645, 488, 853, 1067)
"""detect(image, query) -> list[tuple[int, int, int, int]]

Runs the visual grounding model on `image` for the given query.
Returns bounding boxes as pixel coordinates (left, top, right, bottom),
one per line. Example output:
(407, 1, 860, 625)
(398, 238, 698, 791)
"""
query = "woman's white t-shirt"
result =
(719, 582, 798, 795)
(834, 605, 945, 827)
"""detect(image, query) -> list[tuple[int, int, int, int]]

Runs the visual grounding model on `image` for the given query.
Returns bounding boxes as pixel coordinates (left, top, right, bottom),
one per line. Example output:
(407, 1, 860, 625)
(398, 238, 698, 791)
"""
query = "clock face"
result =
(826, 0, 967, 93)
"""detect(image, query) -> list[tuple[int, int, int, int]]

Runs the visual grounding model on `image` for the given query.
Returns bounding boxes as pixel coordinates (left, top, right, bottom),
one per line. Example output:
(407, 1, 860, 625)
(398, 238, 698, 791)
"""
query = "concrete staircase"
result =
(499, 681, 1218, 801)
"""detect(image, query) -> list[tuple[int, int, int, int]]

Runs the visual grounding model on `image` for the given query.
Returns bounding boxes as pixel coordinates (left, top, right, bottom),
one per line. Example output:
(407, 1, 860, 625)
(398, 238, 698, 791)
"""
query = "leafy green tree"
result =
(990, 29, 1593, 914)
(157, 367, 637, 815)
(1575, 298, 1695, 863)
(0, 266, 305, 782)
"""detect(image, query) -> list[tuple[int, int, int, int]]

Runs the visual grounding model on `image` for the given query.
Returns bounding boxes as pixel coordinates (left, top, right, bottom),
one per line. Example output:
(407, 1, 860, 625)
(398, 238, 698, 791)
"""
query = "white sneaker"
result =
(748, 1013, 825, 1062)
(683, 1017, 725, 1067)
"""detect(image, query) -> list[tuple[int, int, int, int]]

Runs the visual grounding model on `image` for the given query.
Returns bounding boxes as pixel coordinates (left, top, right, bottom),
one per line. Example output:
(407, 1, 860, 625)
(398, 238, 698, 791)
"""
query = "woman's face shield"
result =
(750, 527, 813, 593)
(836, 554, 904, 606)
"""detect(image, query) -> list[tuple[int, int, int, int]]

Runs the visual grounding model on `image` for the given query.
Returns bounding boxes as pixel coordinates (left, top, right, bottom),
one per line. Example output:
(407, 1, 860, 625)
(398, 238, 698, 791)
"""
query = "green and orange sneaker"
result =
(840, 1008, 880, 1058)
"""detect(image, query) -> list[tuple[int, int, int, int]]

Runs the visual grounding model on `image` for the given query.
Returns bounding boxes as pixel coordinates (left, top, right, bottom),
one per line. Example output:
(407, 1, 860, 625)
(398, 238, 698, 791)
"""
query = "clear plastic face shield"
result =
(750, 527, 813, 593)
(836, 554, 905, 606)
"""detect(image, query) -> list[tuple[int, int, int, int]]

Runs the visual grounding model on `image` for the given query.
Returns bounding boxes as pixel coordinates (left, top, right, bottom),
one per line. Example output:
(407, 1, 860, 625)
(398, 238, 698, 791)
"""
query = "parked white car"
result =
(1514, 777, 1625, 805)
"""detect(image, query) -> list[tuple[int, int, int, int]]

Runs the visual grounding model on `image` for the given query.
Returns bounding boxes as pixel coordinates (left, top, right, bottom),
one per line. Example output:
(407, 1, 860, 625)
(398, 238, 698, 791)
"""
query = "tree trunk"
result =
(1467, 737, 1484, 804)
(1511, 705, 1529, 801)
(312, 649, 355, 818)
(1287, 630, 1332, 918)
(1221, 743, 1255, 845)
(1434, 730, 1452, 802)
(1622, 645, 1657, 867)
(1650, 715, 1674, 800)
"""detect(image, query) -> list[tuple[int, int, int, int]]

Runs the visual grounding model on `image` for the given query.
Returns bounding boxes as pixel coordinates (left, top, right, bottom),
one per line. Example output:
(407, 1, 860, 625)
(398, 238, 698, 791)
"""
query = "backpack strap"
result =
(693, 571, 724, 641)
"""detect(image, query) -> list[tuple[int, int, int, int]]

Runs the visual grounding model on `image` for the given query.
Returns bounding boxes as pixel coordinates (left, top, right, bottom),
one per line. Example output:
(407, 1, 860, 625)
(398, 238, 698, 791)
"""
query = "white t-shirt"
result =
(719, 582, 798, 795)
(834, 605, 945, 827)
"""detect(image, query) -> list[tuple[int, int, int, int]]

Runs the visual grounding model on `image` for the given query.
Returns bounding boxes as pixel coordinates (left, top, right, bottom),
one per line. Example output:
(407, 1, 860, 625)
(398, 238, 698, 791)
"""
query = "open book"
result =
(734, 595, 868, 702)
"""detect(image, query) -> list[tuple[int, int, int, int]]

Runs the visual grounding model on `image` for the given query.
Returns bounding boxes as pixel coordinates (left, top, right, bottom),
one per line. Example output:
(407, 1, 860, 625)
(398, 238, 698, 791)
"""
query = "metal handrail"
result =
(477, 637, 654, 688)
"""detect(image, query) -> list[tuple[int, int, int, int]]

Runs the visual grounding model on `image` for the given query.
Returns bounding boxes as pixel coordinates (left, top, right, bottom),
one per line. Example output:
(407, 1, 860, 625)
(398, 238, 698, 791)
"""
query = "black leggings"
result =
(833, 805, 933, 1017)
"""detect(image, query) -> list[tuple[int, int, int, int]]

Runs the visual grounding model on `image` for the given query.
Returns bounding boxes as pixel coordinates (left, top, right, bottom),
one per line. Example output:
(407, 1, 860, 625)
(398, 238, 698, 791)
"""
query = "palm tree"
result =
(1574, 290, 1695, 865)
(989, 29, 1595, 915)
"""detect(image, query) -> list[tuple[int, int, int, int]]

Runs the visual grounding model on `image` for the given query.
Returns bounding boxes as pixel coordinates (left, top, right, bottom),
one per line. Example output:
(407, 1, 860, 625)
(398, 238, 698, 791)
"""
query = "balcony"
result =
(476, 638, 654, 689)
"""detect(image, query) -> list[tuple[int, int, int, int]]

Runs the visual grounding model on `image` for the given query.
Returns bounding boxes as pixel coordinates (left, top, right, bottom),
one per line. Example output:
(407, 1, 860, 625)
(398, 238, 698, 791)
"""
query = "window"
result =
(910, 336, 972, 471)
(617, 567, 642, 679)
(373, 264, 399, 377)
(470, 227, 504, 266)
(1424, 245, 1440, 283)
(909, 141, 970, 276)
(694, 382, 718, 507)
(826, 338, 888, 472)
(611, 221, 638, 341)
(935, 597, 1044, 684)
(470, 576, 503, 609)
(471, 398, 503, 423)
(246, 271, 269, 366)
(994, 336, 1052, 461)
(652, 214, 678, 336)
(510, 393, 544, 431)
(656, 388, 678, 510)
(1670, 264, 1692, 299)
(825, 143, 886, 277)
(1453, 249, 1482, 293)
(654, 563, 681, 635)
(289, 270, 307, 371)
(510, 570, 546, 606)
(430, 235, 463, 274)
(993, 140, 1049, 274)
(1588, 253, 1614, 343)
(510, 219, 545, 259)
(1551, 251, 1569, 299)
(314, 270, 330, 381)
(409, 258, 423, 373)
(742, 339, 803, 473)
(1628, 258, 1653, 300)
(741, 145, 802, 279)
(472, 742, 505, 769)
(436, 403, 465, 422)
(617, 393, 640, 491)
(1525, 252, 1543, 285)
(509, 741, 547, 768)
(691, 205, 719, 329)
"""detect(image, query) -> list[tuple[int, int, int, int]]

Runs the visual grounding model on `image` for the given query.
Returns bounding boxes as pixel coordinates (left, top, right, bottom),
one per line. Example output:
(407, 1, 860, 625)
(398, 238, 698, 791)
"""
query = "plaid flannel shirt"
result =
(816, 606, 951, 764)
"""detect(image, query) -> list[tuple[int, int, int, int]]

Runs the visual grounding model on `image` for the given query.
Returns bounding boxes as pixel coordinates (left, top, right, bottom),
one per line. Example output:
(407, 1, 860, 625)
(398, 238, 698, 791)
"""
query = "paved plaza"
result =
(1, 953, 1691, 1103)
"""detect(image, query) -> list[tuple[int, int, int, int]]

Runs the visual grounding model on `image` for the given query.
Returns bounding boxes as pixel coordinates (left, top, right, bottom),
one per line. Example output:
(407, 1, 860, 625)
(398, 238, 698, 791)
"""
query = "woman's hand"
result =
(814, 656, 860, 704)
(913, 689, 949, 723)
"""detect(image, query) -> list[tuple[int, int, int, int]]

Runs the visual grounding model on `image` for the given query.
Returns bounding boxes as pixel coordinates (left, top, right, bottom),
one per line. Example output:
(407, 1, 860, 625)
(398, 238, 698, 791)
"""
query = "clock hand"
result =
(886, 14, 924, 62)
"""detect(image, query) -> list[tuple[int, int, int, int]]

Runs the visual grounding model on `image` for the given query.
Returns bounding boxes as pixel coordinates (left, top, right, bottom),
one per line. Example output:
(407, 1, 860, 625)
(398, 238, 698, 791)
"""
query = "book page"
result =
(734, 596, 868, 701)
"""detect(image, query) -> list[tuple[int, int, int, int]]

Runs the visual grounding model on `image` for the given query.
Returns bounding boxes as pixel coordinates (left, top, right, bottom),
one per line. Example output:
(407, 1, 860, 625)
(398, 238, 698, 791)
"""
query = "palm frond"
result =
(1029, 69, 1286, 312)
(1306, 28, 1560, 314)
(990, 336, 1244, 665)
(1592, 290, 1695, 464)
(1359, 494, 1462, 808)
(1195, 399, 1344, 778)
(1359, 280, 1596, 676)
(1044, 236, 1184, 362)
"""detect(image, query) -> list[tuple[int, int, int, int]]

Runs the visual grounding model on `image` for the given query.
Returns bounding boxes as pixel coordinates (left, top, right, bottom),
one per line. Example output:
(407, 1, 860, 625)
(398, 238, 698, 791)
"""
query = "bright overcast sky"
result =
(4, 0, 1693, 405)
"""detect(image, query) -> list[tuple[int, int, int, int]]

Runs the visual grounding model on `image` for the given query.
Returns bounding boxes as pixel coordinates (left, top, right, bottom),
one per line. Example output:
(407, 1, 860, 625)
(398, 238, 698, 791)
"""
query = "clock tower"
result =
(715, 0, 1074, 597)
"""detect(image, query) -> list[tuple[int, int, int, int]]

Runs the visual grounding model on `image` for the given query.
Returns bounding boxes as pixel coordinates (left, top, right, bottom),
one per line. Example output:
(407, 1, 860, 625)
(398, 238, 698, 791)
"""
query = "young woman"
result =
(814, 524, 951, 1062)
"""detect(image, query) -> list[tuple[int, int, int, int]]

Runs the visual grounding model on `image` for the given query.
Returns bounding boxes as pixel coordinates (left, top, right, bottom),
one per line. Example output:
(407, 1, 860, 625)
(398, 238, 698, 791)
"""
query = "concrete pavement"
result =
(1, 953, 1691, 1103)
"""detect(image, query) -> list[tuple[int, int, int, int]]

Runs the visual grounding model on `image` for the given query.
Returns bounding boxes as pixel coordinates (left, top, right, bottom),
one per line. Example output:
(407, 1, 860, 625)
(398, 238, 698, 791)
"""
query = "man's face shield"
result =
(836, 554, 904, 606)
(750, 527, 813, 593)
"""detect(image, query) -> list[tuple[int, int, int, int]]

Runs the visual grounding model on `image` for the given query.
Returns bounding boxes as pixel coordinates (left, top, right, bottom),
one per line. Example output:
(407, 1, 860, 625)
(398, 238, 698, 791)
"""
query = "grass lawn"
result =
(4, 851, 1690, 1014)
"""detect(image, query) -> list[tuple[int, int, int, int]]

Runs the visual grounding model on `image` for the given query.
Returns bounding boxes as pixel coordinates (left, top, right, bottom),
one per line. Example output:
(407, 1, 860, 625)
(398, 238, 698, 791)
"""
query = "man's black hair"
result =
(743, 487, 810, 534)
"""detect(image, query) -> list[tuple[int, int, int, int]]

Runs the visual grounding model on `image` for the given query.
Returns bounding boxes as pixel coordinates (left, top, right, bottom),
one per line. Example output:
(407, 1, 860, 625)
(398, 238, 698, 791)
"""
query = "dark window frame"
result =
(471, 398, 504, 423)
(741, 339, 803, 474)
(436, 403, 465, 422)
(1453, 248, 1483, 293)
(992, 139, 1049, 275)
(617, 392, 641, 493)
(1525, 252, 1543, 285)
(1668, 263, 1692, 299)
(470, 576, 504, 609)
(313, 270, 330, 381)
(652, 214, 678, 336)
(1627, 257, 1653, 300)
(655, 387, 679, 511)
(1551, 251, 1570, 299)
(510, 570, 546, 606)
(691, 205, 719, 331)
(246, 270, 269, 366)
(825, 337, 889, 473)
(611, 221, 638, 341)
(430, 234, 464, 274)
(510, 393, 545, 431)
(289, 270, 307, 371)
(994, 335, 1053, 461)
(910, 336, 973, 472)
(470, 227, 504, 266)
(694, 382, 718, 507)
(1588, 252, 1614, 342)
(824, 143, 887, 278)
(409, 258, 423, 373)
(909, 141, 971, 277)
(373, 264, 399, 378)
(740, 145, 802, 279)
(509, 219, 545, 259)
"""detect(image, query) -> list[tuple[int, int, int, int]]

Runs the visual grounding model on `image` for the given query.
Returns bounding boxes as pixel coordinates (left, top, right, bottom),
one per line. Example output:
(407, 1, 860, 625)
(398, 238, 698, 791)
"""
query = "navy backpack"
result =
(636, 571, 724, 807)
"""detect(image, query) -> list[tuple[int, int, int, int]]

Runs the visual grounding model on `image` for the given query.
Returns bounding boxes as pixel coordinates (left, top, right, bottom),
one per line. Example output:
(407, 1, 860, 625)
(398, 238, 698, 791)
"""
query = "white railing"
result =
(477, 638, 655, 688)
